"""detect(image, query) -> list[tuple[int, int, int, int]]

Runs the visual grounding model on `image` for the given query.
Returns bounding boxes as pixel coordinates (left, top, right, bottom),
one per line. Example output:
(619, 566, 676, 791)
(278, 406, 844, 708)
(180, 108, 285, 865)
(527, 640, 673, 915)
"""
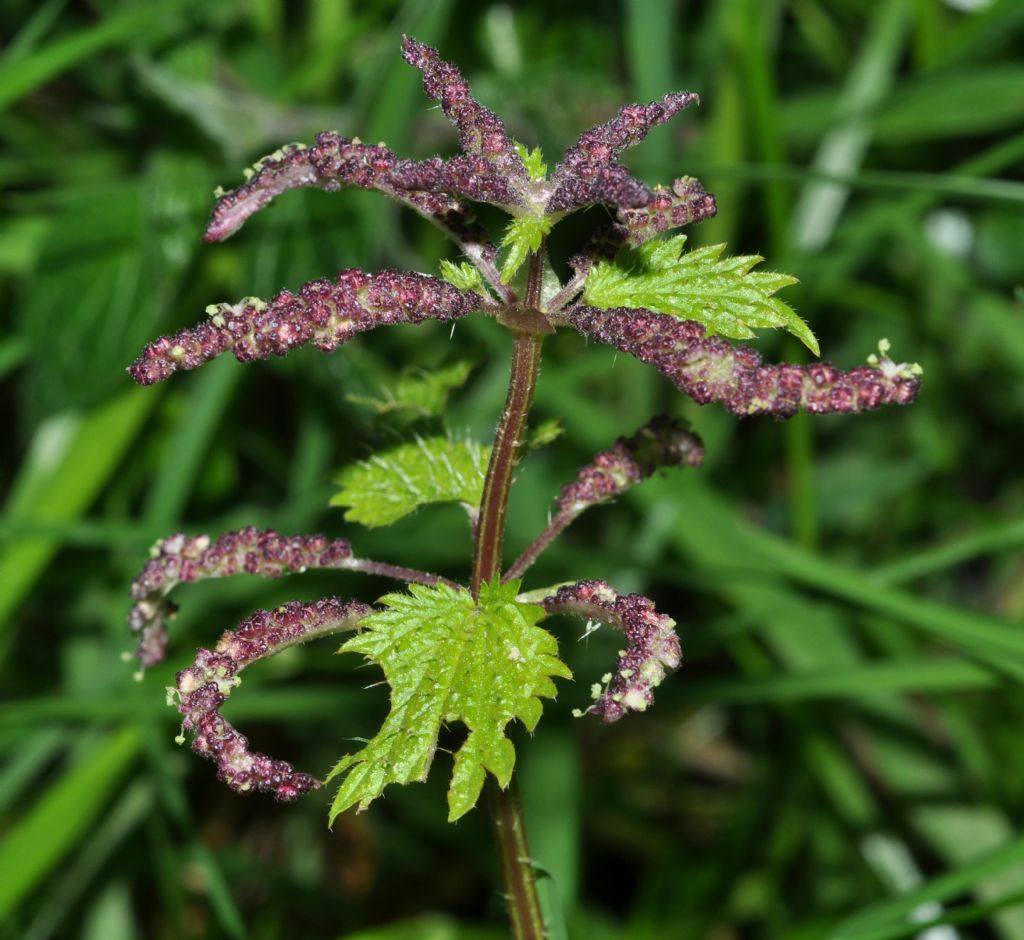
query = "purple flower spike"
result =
(129, 528, 357, 667)
(400, 36, 529, 204)
(540, 580, 680, 722)
(556, 415, 704, 514)
(565, 306, 922, 418)
(547, 163, 655, 215)
(204, 132, 491, 250)
(614, 177, 718, 247)
(389, 154, 524, 212)
(547, 92, 699, 214)
(128, 270, 489, 386)
(174, 597, 370, 800)
(505, 416, 704, 582)
(563, 93, 700, 163)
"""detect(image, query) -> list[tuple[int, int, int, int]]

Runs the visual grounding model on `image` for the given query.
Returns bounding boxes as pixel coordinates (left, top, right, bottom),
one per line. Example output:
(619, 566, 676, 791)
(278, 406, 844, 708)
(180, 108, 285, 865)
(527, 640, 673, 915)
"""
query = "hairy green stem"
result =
(472, 247, 548, 940)
(487, 775, 544, 940)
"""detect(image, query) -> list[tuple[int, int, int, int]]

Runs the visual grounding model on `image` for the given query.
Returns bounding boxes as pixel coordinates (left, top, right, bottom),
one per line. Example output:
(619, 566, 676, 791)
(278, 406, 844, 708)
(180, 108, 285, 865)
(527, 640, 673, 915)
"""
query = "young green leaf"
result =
(582, 234, 819, 355)
(439, 259, 485, 294)
(514, 142, 548, 181)
(330, 436, 489, 527)
(328, 580, 571, 822)
(500, 215, 554, 284)
(525, 417, 564, 451)
(346, 361, 475, 420)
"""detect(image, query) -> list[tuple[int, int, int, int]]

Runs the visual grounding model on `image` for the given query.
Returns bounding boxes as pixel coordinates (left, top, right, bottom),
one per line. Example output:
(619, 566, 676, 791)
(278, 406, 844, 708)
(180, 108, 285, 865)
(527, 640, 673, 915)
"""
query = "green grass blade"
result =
(871, 516, 1024, 585)
(23, 782, 153, 940)
(0, 726, 140, 917)
(522, 731, 580, 935)
(830, 833, 1024, 939)
(142, 735, 247, 939)
(0, 388, 157, 661)
(0, 685, 362, 728)
(0, 1, 201, 111)
(684, 657, 995, 704)
(790, 0, 908, 251)
(695, 0, 748, 248)
(0, 729, 65, 815)
(649, 476, 1024, 675)
(141, 357, 242, 529)
(3, 0, 69, 63)
(79, 883, 141, 940)
(695, 162, 1024, 204)
(832, 890, 1024, 940)
(624, 0, 676, 177)
(873, 66, 1024, 142)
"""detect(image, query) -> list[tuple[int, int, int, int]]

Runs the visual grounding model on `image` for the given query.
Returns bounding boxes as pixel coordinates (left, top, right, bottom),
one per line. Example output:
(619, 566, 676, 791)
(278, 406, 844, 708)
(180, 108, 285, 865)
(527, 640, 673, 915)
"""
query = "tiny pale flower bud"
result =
(541, 580, 681, 722)
(174, 598, 369, 801)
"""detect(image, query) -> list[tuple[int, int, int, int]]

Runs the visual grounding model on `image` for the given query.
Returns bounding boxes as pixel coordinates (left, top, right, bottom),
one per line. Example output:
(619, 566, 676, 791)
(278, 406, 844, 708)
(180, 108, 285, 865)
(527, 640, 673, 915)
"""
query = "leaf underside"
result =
(582, 234, 819, 355)
(330, 436, 490, 527)
(328, 580, 571, 822)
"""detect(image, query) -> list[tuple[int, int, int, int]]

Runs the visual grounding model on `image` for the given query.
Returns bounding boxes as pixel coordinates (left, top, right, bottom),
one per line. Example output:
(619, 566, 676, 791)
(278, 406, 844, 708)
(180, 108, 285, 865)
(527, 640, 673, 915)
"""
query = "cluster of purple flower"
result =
(129, 528, 356, 667)
(612, 177, 719, 248)
(505, 416, 705, 582)
(566, 306, 920, 417)
(129, 35, 920, 419)
(125, 35, 921, 805)
(542, 580, 681, 722)
(174, 598, 369, 801)
(129, 271, 484, 386)
(546, 93, 698, 213)
(555, 415, 704, 515)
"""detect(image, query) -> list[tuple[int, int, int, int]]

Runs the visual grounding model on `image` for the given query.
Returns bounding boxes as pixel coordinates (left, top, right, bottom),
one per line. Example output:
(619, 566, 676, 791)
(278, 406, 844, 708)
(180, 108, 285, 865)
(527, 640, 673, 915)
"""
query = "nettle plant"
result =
(126, 38, 920, 939)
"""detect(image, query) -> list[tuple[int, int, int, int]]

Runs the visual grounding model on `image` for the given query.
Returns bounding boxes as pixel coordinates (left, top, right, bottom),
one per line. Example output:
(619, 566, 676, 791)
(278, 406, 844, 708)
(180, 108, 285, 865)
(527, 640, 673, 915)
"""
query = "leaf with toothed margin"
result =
(525, 417, 564, 450)
(500, 215, 553, 284)
(345, 361, 475, 421)
(329, 436, 490, 527)
(583, 234, 819, 355)
(514, 142, 548, 181)
(327, 579, 571, 822)
(439, 259, 485, 294)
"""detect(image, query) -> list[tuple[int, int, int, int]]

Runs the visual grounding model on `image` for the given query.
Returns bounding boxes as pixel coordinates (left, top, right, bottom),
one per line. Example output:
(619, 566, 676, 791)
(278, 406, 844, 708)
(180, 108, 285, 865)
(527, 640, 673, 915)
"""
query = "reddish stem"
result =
(470, 248, 546, 598)
(471, 246, 548, 940)
(346, 558, 459, 589)
(503, 507, 578, 583)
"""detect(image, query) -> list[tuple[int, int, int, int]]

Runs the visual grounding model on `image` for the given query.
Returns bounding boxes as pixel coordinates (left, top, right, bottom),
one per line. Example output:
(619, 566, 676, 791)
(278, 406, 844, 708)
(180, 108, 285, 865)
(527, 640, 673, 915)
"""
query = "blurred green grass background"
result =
(2, 0, 1024, 937)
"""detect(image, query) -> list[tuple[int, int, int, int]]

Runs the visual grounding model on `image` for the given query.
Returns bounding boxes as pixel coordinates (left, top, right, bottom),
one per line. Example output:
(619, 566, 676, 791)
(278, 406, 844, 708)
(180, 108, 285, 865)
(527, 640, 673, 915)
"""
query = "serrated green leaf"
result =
(500, 215, 553, 284)
(526, 417, 564, 450)
(439, 259, 485, 294)
(346, 361, 474, 420)
(330, 436, 489, 527)
(328, 580, 571, 822)
(514, 141, 548, 181)
(582, 234, 819, 355)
